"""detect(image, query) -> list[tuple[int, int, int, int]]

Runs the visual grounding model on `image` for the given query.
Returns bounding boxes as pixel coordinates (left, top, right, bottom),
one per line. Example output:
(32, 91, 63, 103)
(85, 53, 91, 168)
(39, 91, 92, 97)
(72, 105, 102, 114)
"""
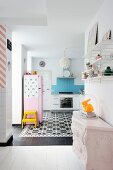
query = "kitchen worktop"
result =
(51, 93, 80, 96)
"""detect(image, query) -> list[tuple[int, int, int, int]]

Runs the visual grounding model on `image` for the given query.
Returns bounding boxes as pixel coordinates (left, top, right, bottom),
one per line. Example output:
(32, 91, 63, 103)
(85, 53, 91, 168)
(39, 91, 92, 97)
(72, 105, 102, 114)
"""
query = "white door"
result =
(40, 70, 52, 110)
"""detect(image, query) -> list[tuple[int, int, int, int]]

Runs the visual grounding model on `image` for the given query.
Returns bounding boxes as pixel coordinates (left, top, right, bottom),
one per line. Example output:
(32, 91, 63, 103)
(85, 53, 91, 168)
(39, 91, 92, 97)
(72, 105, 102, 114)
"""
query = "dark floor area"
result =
(9, 125, 73, 146)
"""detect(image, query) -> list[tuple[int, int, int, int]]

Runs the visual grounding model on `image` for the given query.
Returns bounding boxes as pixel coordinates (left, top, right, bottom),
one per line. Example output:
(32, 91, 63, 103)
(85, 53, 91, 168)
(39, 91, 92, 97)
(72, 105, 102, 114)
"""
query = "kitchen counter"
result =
(51, 93, 80, 111)
(51, 93, 80, 95)
(51, 94, 80, 98)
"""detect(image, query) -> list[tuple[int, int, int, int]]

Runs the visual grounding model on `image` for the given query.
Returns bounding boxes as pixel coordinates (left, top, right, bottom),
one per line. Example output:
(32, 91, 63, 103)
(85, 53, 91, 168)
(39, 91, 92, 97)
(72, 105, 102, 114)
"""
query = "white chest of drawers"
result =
(71, 111, 113, 170)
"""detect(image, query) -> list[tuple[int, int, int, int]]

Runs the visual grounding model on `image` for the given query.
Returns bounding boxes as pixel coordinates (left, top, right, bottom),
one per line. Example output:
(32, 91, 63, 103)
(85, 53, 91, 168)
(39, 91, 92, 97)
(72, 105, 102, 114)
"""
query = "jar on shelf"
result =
(96, 54, 102, 60)
(82, 72, 89, 79)
(86, 62, 92, 70)
(92, 64, 98, 76)
(89, 69, 94, 78)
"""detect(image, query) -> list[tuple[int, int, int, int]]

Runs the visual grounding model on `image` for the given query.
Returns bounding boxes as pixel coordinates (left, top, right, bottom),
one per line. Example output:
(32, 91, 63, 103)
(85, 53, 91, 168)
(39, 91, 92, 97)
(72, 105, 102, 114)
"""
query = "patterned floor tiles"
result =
(20, 111, 73, 137)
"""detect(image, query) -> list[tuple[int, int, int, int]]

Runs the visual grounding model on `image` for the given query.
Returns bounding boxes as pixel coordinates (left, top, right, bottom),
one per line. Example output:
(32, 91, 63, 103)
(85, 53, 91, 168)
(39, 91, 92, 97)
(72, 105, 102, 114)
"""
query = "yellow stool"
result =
(22, 110, 38, 128)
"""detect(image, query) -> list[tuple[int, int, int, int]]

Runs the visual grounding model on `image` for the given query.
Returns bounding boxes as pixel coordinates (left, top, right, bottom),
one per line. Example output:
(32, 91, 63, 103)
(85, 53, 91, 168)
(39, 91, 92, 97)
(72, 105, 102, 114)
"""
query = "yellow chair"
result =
(22, 110, 38, 128)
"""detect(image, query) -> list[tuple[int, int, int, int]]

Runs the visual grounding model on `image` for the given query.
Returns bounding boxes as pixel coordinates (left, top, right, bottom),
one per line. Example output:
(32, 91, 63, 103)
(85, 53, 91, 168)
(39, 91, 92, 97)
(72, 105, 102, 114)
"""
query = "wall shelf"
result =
(82, 39, 113, 81)
(57, 77, 75, 79)
(84, 39, 113, 59)
(82, 76, 113, 81)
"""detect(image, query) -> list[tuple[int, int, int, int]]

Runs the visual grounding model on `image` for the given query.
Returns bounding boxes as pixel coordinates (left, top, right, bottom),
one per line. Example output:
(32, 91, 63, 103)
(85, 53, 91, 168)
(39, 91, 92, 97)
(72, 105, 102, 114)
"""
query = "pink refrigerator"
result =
(24, 74, 43, 124)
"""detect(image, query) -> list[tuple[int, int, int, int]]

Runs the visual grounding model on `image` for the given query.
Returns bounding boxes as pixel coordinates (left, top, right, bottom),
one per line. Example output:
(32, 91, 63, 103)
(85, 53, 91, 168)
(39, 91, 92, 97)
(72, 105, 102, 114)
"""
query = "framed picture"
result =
(7, 39, 12, 51)
(102, 30, 111, 41)
(87, 23, 98, 52)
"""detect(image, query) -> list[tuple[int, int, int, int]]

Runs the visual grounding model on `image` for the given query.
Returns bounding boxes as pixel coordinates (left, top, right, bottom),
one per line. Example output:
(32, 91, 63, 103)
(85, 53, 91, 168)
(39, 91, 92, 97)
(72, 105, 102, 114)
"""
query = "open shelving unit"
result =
(83, 76, 113, 82)
(84, 39, 113, 58)
(82, 39, 113, 81)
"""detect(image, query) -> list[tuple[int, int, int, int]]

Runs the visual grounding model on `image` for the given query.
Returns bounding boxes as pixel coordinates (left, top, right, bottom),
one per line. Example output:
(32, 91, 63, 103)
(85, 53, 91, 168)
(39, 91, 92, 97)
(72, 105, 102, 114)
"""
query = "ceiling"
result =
(0, 0, 104, 58)
(0, 0, 47, 25)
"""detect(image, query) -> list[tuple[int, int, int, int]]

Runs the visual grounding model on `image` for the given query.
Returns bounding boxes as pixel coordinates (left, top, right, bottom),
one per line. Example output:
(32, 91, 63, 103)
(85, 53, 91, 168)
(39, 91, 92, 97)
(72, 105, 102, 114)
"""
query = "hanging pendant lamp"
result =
(59, 48, 70, 69)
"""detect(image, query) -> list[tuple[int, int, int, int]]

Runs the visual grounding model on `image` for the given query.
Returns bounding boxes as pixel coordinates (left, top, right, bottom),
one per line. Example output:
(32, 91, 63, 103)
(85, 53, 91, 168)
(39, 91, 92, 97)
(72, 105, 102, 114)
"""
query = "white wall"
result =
(12, 36, 27, 124)
(6, 27, 12, 141)
(70, 58, 84, 85)
(85, 0, 113, 126)
(85, 0, 113, 53)
(21, 45, 27, 75)
(0, 25, 12, 143)
(32, 57, 84, 85)
(27, 52, 32, 72)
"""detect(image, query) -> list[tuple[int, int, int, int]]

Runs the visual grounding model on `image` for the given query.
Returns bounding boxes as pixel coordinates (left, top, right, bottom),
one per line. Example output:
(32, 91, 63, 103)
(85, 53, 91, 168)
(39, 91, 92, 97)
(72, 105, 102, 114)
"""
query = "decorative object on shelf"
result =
(82, 98, 94, 112)
(70, 72, 75, 78)
(31, 71, 37, 75)
(39, 61, 46, 67)
(81, 98, 97, 119)
(102, 30, 111, 40)
(25, 72, 31, 75)
(25, 71, 38, 75)
(82, 72, 89, 79)
(92, 64, 98, 76)
(104, 66, 113, 76)
(89, 69, 94, 78)
(96, 54, 102, 60)
(79, 89, 85, 95)
(86, 62, 92, 70)
(87, 22, 98, 52)
(63, 69, 71, 77)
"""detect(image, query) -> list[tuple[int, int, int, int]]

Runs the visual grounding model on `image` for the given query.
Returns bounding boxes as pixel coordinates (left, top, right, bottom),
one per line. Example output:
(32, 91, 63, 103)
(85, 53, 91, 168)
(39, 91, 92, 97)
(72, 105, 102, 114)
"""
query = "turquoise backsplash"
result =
(52, 78, 84, 94)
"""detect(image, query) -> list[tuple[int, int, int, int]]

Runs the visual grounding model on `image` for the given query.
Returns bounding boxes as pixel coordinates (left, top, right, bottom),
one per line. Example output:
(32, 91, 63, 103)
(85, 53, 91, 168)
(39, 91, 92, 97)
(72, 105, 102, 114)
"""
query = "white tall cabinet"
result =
(0, 25, 12, 144)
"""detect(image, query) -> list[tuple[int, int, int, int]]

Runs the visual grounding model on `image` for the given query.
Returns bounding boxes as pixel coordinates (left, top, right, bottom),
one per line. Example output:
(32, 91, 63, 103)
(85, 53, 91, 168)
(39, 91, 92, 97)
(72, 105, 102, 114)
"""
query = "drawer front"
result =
(52, 103, 60, 109)
(71, 125, 85, 142)
(73, 137, 87, 164)
(52, 97, 60, 105)
(52, 96, 59, 100)
(71, 120, 86, 142)
(52, 101, 59, 104)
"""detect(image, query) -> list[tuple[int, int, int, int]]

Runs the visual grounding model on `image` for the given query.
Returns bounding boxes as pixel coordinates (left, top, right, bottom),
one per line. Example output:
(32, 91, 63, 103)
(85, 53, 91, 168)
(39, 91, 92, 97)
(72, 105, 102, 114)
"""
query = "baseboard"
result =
(51, 110, 74, 112)
(12, 124, 21, 126)
(0, 135, 13, 146)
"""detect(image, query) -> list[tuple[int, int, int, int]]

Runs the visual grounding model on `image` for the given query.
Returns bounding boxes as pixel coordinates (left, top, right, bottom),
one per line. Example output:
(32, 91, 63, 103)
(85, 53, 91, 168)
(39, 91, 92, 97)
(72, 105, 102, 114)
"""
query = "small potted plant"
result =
(104, 66, 113, 76)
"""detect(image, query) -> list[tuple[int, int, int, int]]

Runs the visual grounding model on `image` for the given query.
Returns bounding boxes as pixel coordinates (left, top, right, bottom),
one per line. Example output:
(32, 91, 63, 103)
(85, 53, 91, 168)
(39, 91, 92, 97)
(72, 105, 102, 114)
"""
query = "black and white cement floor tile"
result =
(19, 111, 73, 137)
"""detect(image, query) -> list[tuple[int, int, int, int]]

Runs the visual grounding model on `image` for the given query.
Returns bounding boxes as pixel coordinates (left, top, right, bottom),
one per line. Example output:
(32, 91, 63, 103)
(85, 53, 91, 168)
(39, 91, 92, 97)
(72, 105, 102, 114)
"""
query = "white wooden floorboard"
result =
(0, 146, 84, 170)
